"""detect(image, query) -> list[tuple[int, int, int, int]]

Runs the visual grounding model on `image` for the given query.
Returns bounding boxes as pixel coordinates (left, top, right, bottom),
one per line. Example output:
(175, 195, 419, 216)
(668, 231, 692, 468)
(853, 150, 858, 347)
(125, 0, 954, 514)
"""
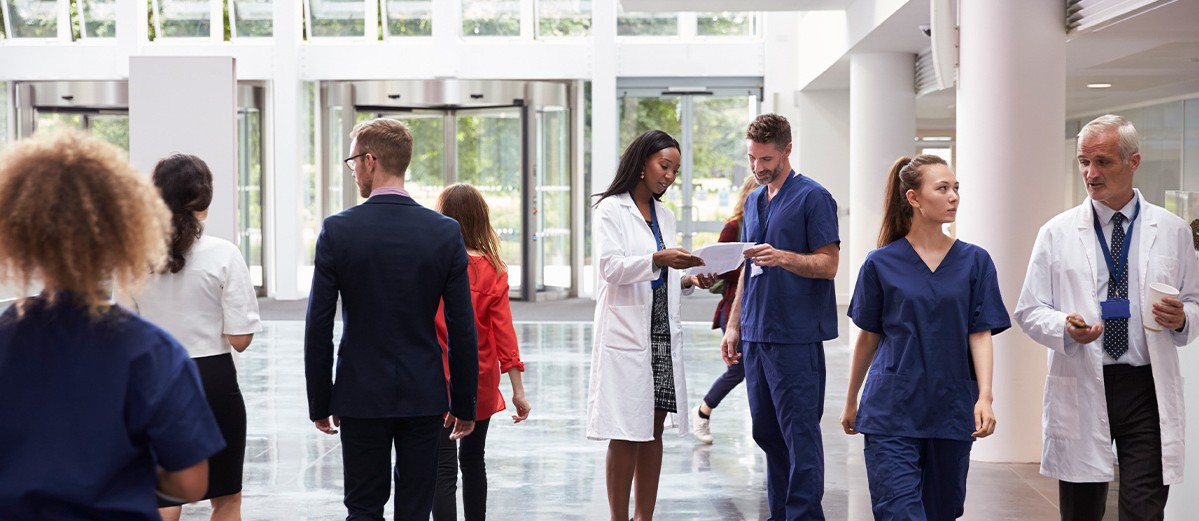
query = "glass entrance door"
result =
(368, 107, 525, 296)
(328, 79, 575, 301)
(618, 90, 759, 250)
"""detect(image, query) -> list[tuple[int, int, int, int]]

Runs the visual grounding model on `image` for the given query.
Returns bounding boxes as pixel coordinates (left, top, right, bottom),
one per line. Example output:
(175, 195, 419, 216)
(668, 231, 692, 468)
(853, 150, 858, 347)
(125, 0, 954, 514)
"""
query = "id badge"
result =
(750, 263, 763, 278)
(1100, 299, 1131, 320)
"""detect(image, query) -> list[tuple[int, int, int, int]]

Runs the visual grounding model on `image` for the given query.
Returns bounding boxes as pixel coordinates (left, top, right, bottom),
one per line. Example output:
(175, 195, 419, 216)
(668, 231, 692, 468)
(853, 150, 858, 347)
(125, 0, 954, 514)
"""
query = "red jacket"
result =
(436, 255, 524, 420)
(713, 218, 744, 330)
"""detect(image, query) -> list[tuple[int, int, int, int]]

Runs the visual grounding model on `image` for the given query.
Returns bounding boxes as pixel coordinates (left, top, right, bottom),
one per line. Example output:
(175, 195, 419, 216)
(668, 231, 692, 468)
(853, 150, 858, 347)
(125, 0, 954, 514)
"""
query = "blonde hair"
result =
(729, 175, 759, 225)
(0, 129, 171, 317)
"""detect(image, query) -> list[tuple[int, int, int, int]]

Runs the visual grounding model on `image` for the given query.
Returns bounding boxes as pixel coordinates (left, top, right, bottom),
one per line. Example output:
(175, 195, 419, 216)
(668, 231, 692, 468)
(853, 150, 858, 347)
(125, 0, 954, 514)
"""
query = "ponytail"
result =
(877, 154, 947, 247)
(151, 154, 214, 273)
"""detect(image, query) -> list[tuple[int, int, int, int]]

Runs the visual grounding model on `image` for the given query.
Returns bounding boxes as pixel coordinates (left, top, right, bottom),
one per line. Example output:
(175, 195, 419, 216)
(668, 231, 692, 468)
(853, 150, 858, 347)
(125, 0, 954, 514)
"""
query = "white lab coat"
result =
(1015, 190, 1199, 484)
(587, 192, 692, 441)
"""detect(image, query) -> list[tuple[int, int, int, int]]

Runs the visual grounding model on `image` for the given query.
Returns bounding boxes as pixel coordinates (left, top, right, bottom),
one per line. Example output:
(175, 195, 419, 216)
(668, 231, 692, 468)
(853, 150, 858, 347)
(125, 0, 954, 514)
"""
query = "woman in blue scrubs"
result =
(840, 154, 1010, 520)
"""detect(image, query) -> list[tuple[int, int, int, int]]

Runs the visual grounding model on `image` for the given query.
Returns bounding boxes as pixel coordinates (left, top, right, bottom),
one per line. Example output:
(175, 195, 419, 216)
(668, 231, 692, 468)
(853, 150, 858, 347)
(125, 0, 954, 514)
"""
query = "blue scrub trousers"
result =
(744, 341, 826, 521)
(862, 434, 973, 521)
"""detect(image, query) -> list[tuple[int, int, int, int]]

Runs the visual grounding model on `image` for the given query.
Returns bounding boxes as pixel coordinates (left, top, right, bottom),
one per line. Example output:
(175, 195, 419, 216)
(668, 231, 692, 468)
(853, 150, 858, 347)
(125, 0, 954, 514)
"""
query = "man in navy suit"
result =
(305, 118, 479, 521)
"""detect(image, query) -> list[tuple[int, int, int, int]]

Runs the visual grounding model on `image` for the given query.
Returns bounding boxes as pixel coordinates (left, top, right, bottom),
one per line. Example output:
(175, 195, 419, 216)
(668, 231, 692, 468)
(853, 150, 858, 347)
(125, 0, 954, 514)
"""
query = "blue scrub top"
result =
(0, 296, 225, 520)
(848, 239, 1010, 440)
(739, 172, 841, 344)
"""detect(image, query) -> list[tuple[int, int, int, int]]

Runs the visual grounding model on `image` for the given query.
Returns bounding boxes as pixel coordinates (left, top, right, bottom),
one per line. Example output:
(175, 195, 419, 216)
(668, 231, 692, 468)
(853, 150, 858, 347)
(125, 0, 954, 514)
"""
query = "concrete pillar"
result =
(849, 53, 916, 290)
(956, 0, 1066, 462)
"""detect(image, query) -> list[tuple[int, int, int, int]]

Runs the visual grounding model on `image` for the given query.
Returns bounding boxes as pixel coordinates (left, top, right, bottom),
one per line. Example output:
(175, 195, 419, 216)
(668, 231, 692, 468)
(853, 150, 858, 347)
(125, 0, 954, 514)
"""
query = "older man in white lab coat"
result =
(1016, 114, 1199, 521)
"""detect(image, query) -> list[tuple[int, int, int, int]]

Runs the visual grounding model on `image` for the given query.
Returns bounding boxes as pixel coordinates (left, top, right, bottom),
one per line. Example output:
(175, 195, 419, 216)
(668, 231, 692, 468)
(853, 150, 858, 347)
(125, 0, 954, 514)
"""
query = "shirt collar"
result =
(369, 186, 410, 198)
(1091, 190, 1138, 225)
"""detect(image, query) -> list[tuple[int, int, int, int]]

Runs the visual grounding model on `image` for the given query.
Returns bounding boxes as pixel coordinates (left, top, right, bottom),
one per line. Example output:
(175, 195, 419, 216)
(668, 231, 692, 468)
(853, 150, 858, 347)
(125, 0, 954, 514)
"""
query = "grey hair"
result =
(1078, 114, 1139, 164)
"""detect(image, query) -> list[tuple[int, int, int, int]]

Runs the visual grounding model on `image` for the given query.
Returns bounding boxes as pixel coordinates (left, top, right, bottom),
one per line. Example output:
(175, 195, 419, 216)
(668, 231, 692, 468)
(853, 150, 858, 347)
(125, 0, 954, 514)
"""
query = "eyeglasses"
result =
(343, 152, 369, 171)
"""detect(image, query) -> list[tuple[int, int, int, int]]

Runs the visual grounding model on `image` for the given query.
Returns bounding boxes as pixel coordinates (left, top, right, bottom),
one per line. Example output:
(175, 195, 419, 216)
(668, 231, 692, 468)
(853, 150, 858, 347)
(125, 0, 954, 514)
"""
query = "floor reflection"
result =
(174, 321, 1066, 520)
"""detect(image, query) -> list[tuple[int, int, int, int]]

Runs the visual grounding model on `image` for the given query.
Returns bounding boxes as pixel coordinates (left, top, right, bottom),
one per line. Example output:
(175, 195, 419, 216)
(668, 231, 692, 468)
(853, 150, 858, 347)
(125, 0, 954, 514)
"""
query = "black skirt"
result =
(158, 353, 246, 506)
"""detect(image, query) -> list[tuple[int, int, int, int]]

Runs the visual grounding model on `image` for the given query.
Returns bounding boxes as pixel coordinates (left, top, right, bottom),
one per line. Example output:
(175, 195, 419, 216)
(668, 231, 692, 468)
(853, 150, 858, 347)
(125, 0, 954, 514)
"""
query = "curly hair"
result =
(746, 113, 791, 151)
(152, 154, 213, 273)
(0, 129, 171, 317)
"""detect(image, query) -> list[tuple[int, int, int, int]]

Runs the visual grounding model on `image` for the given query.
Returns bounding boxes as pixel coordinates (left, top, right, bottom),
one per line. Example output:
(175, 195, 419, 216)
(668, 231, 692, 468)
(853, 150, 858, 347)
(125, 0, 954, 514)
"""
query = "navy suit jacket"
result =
(304, 194, 479, 422)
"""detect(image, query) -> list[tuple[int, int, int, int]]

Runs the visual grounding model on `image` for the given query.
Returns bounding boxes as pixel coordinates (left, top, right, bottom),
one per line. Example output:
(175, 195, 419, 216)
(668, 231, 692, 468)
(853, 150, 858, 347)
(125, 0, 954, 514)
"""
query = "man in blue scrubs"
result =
(720, 113, 841, 520)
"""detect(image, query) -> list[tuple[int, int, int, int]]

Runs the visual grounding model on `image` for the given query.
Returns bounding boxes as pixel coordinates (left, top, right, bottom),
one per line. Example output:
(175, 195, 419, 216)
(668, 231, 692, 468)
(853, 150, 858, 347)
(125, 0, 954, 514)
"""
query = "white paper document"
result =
(686, 242, 755, 277)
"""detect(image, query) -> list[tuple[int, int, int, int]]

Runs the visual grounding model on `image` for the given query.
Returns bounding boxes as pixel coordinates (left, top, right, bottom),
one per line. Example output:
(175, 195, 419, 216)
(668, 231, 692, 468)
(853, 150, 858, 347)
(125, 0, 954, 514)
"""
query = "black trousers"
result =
(1059, 364, 1168, 521)
(339, 415, 442, 521)
(432, 418, 492, 521)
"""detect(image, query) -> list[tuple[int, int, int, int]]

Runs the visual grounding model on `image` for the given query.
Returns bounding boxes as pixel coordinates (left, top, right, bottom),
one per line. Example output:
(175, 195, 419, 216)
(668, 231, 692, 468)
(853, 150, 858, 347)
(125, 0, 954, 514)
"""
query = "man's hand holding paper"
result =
(686, 242, 755, 277)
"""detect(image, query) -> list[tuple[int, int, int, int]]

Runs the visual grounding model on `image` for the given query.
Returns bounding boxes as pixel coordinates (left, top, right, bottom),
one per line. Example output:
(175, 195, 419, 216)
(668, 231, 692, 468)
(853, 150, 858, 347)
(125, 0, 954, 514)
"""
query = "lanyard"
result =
(648, 198, 665, 290)
(754, 171, 797, 243)
(1092, 199, 1140, 295)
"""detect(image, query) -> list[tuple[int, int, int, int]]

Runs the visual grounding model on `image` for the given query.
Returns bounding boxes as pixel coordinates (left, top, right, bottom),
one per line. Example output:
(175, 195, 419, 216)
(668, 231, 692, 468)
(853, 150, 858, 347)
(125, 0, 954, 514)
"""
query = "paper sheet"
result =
(686, 242, 755, 277)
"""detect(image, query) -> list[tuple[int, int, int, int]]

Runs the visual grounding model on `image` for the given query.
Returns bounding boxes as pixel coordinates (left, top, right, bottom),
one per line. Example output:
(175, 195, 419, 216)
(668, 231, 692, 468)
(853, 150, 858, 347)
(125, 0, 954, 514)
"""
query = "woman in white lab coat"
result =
(587, 129, 710, 521)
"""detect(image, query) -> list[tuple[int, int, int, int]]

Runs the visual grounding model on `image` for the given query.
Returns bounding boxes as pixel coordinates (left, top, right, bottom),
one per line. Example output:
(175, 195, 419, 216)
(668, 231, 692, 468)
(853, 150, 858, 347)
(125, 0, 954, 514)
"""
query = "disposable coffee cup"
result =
(1143, 282, 1180, 332)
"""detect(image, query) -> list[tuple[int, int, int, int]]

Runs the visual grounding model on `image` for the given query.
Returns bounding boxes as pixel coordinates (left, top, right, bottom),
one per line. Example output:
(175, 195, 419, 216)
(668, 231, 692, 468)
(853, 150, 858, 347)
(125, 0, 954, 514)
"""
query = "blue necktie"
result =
(1104, 212, 1129, 360)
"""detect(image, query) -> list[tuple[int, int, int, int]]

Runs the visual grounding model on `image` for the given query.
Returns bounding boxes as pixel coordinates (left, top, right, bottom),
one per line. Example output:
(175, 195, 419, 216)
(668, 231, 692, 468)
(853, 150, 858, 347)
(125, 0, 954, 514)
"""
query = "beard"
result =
(754, 165, 783, 186)
(357, 177, 372, 198)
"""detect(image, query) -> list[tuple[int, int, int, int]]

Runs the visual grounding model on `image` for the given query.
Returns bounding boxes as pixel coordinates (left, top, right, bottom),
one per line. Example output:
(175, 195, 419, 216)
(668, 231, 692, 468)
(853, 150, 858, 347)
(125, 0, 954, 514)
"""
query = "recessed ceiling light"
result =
(1087, 83, 1112, 89)
(921, 136, 952, 142)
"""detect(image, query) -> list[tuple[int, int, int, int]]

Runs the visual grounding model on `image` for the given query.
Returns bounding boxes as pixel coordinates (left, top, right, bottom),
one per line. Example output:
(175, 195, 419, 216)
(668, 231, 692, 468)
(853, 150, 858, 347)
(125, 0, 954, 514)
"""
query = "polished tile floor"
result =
(174, 320, 1108, 520)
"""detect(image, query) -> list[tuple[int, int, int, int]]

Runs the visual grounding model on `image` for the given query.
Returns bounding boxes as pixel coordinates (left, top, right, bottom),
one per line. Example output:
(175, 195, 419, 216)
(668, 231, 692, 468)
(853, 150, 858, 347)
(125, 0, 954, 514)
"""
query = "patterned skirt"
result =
(651, 333, 677, 412)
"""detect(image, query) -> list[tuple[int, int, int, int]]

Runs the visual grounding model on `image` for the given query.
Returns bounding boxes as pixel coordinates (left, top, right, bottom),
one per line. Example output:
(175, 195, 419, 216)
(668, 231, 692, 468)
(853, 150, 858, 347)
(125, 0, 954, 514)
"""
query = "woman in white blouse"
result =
(134, 154, 262, 521)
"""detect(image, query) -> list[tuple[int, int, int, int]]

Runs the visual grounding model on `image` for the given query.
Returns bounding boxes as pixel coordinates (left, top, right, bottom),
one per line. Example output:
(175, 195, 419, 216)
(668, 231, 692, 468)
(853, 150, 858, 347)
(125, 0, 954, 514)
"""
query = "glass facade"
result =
(383, 0, 432, 37)
(154, 0, 212, 38)
(80, 0, 118, 38)
(462, 0, 519, 37)
(697, 11, 754, 36)
(307, 0, 365, 38)
(231, 0, 272, 38)
(5, 0, 58, 38)
(617, 11, 677, 36)
(537, 0, 589, 37)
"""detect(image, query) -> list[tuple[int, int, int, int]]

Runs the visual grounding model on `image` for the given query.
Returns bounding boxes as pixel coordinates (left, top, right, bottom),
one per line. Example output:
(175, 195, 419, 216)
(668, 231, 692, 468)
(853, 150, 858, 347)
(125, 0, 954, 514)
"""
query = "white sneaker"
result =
(691, 405, 714, 444)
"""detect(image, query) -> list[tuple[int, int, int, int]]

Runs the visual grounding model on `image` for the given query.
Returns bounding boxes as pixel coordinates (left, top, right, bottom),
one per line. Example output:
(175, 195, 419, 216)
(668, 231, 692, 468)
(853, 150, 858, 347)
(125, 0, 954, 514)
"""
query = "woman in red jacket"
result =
(433, 183, 531, 521)
(691, 176, 759, 444)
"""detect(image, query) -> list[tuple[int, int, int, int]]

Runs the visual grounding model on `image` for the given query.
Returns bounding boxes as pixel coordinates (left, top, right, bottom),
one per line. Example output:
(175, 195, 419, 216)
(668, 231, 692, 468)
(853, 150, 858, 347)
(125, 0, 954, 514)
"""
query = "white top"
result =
(136, 235, 262, 358)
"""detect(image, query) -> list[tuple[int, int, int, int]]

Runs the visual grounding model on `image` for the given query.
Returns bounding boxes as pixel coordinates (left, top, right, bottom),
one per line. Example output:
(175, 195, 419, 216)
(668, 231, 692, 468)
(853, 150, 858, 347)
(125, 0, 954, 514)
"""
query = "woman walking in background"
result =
(588, 129, 711, 521)
(0, 130, 224, 519)
(133, 154, 262, 521)
(433, 183, 531, 521)
(840, 155, 1009, 520)
(691, 175, 759, 444)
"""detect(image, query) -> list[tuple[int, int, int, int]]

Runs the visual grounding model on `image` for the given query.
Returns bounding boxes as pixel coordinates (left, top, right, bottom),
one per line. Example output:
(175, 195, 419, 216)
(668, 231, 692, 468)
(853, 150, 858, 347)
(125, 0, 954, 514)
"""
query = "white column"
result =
(956, 0, 1065, 462)
(849, 53, 915, 290)
(269, 0, 302, 299)
(129, 56, 238, 245)
(586, 0, 618, 297)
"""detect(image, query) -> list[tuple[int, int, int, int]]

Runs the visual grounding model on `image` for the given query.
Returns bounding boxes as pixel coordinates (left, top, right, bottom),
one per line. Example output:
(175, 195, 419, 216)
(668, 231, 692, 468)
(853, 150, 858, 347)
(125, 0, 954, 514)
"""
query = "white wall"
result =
(129, 56, 238, 245)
